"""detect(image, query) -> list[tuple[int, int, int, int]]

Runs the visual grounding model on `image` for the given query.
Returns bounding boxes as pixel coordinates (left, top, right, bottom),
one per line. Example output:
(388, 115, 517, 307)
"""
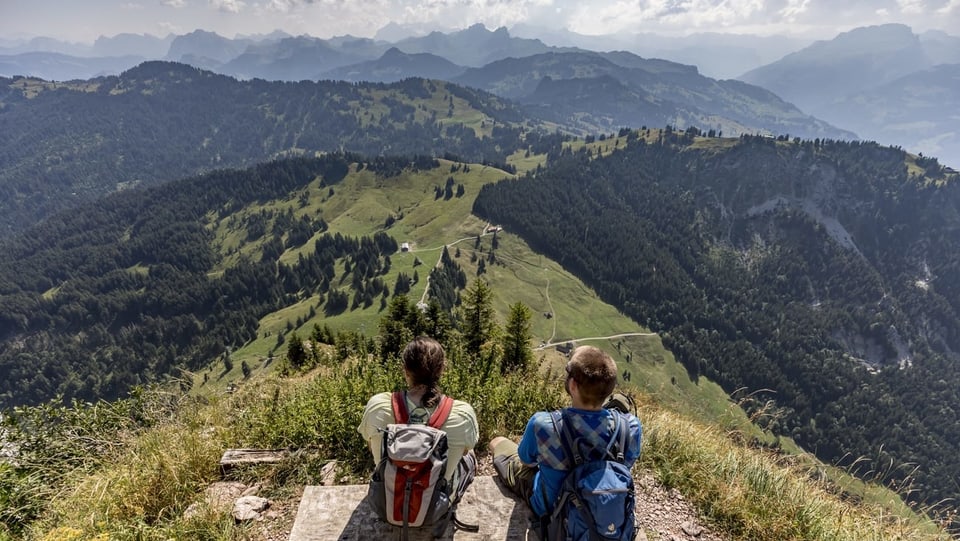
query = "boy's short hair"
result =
(566, 345, 618, 407)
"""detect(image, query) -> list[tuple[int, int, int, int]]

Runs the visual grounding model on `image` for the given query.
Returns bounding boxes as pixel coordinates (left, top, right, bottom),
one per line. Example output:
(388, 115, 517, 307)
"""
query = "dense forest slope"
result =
(0, 61, 528, 236)
(474, 132, 960, 512)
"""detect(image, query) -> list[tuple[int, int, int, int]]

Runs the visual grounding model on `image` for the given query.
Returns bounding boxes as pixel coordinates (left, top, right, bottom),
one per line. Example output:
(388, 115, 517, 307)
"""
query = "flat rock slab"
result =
(220, 448, 289, 466)
(288, 476, 537, 540)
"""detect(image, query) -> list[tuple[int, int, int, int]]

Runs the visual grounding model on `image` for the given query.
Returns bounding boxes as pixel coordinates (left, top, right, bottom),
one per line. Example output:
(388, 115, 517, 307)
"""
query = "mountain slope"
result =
(2, 131, 958, 528)
(221, 35, 379, 81)
(473, 132, 960, 515)
(394, 23, 567, 67)
(454, 51, 854, 139)
(164, 29, 253, 66)
(0, 61, 529, 236)
(740, 24, 960, 167)
(815, 63, 960, 167)
(0, 51, 145, 80)
(739, 24, 926, 114)
(321, 47, 466, 83)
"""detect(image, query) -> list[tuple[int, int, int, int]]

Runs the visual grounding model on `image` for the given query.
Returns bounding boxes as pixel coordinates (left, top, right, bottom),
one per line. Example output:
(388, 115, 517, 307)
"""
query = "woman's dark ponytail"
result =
(402, 336, 446, 409)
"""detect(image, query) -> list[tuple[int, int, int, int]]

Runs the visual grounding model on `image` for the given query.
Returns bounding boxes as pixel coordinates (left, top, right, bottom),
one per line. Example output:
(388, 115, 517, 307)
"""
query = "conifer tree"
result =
(501, 301, 533, 373)
(462, 279, 498, 357)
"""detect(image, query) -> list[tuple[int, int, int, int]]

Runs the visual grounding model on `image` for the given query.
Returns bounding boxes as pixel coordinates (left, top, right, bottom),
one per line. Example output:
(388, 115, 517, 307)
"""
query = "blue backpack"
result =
(543, 410, 636, 541)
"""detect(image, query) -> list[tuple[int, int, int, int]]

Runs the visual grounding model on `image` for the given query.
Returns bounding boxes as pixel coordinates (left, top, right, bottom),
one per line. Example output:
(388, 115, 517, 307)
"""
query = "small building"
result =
(400, 242, 410, 252)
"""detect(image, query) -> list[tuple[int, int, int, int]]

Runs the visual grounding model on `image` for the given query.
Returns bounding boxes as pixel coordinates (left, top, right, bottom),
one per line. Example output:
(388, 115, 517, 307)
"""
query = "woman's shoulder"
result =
(449, 397, 477, 418)
(364, 391, 393, 409)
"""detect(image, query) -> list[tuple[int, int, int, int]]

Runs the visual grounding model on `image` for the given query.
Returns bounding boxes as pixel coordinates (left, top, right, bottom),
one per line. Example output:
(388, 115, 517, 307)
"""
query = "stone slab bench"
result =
(287, 476, 538, 540)
(220, 448, 290, 466)
(219, 449, 290, 475)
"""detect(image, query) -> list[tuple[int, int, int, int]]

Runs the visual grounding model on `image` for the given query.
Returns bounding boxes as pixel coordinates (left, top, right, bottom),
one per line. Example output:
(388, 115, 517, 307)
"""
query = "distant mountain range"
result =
(452, 51, 852, 139)
(2, 22, 958, 166)
(740, 24, 960, 168)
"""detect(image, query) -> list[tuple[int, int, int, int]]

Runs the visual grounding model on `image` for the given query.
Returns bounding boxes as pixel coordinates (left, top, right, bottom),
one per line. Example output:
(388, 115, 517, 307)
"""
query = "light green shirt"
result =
(358, 391, 478, 483)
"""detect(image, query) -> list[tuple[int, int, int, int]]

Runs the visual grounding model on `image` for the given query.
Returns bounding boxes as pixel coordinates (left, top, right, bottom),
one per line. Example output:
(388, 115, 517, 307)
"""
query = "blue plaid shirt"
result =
(517, 407, 642, 516)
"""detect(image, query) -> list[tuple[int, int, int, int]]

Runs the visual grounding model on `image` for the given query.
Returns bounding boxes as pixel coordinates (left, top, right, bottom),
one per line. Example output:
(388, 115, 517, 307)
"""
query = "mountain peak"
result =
(381, 47, 406, 59)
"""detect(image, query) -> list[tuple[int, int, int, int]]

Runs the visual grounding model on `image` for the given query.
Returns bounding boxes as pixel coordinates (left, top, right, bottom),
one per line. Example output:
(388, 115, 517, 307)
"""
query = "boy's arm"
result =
(516, 414, 541, 467)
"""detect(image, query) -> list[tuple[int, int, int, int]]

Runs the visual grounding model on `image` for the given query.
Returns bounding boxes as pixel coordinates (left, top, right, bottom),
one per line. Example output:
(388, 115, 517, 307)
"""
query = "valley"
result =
(2, 10, 960, 539)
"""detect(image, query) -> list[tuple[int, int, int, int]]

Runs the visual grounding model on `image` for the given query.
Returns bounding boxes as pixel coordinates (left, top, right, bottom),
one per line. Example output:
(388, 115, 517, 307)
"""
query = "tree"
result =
(461, 279, 498, 357)
(501, 301, 533, 373)
(378, 295, 420, 363)
(286, 332, 307, 368)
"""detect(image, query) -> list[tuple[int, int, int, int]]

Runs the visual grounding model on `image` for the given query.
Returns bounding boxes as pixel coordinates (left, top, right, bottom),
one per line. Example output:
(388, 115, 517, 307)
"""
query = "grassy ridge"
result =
(12, 358, 948, 540)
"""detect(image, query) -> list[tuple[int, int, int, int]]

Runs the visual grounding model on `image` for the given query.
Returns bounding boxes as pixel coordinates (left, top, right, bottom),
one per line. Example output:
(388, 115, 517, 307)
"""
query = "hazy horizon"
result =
(2, 0, 959, 44)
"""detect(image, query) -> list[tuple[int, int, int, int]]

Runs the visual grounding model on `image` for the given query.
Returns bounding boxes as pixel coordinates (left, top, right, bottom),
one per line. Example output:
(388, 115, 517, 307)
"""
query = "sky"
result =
(1, 0, 959, 44)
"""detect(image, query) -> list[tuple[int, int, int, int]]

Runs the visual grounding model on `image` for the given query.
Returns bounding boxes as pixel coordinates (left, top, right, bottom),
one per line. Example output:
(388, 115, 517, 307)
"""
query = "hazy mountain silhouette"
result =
(393, 23, 569, 67)
(740, 24, 926, 114)
(817, 63, 960, 167)
(455, 51, 854, 140)
(509, 23, 812, 79)
(321, 47, 465, 83)
(220, 35, 378, 81)
(740, 23, 960, 167)
(0, 52, 145, 80)
(165, 29, 254, 66)
(91, 33, 173, 59)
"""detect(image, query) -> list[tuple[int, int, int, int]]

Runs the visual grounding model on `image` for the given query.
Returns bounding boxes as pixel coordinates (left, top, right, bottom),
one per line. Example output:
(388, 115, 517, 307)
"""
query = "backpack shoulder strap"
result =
(390, 390, 409, 424)
(427, 395, 454, 429)
(609, 412, 628, 463)
(554, 410, 583, 466)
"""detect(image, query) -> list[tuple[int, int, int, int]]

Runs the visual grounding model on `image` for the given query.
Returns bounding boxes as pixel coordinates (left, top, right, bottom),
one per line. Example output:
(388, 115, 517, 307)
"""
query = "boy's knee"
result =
(488, 436, 509, 454)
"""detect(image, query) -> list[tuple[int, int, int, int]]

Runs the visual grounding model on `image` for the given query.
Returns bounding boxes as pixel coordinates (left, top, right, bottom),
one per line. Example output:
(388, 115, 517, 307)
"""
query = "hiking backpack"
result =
(369, 391, 476, 539)
(542, 410, 636, 541)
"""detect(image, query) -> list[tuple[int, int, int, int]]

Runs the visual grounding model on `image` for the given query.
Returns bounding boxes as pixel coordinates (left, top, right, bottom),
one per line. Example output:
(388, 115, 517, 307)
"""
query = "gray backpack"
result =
(369, 392, 477, 539)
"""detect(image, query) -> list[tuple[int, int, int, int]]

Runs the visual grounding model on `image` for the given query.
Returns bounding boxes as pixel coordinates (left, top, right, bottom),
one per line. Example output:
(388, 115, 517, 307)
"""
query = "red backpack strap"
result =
(427, 395, 454, 428)
(391, 391, 409, 423)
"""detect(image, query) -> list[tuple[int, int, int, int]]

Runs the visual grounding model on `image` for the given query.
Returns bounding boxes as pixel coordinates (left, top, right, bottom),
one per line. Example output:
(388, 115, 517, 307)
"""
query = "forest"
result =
(0, 154, 430, 407)
(0, 61, 526, 236)
(3, 121, 960, 512)
(473, 132, 960, 511)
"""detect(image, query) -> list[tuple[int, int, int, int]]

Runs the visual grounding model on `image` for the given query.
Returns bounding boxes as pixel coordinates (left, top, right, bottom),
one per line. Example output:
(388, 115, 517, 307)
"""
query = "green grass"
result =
(639, 402, 949, 540)
(18, 357, 950, 541)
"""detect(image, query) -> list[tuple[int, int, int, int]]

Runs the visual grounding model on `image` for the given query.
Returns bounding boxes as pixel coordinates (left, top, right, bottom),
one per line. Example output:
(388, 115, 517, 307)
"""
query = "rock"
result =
(206, 481, 248, 510)
(183, 502, 203, 520)
(233, 495, 271, 522)
(682, 521, 704, 537)
(184, 481, 248, 520)
(242, 483, 262, 497)
(320, 460, 338, 486)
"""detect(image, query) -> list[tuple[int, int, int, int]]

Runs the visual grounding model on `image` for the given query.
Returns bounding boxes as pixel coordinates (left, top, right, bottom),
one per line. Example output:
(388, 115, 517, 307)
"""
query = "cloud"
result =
(897, 0, 926, 14)
(158, 21, 183, 34)
(780, 0, 811, 20)
(210, 0, 246, 13)
(161, 0, 187, 7)
(936, 0, 960, 13)
(567, 0, 780, 35)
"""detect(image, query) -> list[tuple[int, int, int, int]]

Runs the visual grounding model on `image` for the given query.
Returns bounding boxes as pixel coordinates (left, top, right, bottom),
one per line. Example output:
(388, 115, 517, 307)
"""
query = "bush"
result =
(231, 341, 565, 476)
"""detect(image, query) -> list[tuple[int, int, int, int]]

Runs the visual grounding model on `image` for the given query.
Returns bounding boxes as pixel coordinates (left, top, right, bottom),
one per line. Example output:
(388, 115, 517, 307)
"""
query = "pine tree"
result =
(501, 301, 533, 373)
(287, 332, 307, 368)
(462, 279, 498, 357)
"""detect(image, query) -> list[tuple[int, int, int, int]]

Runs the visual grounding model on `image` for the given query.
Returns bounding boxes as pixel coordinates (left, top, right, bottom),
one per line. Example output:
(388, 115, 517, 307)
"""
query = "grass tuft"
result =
(638, 400, 949, 540)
